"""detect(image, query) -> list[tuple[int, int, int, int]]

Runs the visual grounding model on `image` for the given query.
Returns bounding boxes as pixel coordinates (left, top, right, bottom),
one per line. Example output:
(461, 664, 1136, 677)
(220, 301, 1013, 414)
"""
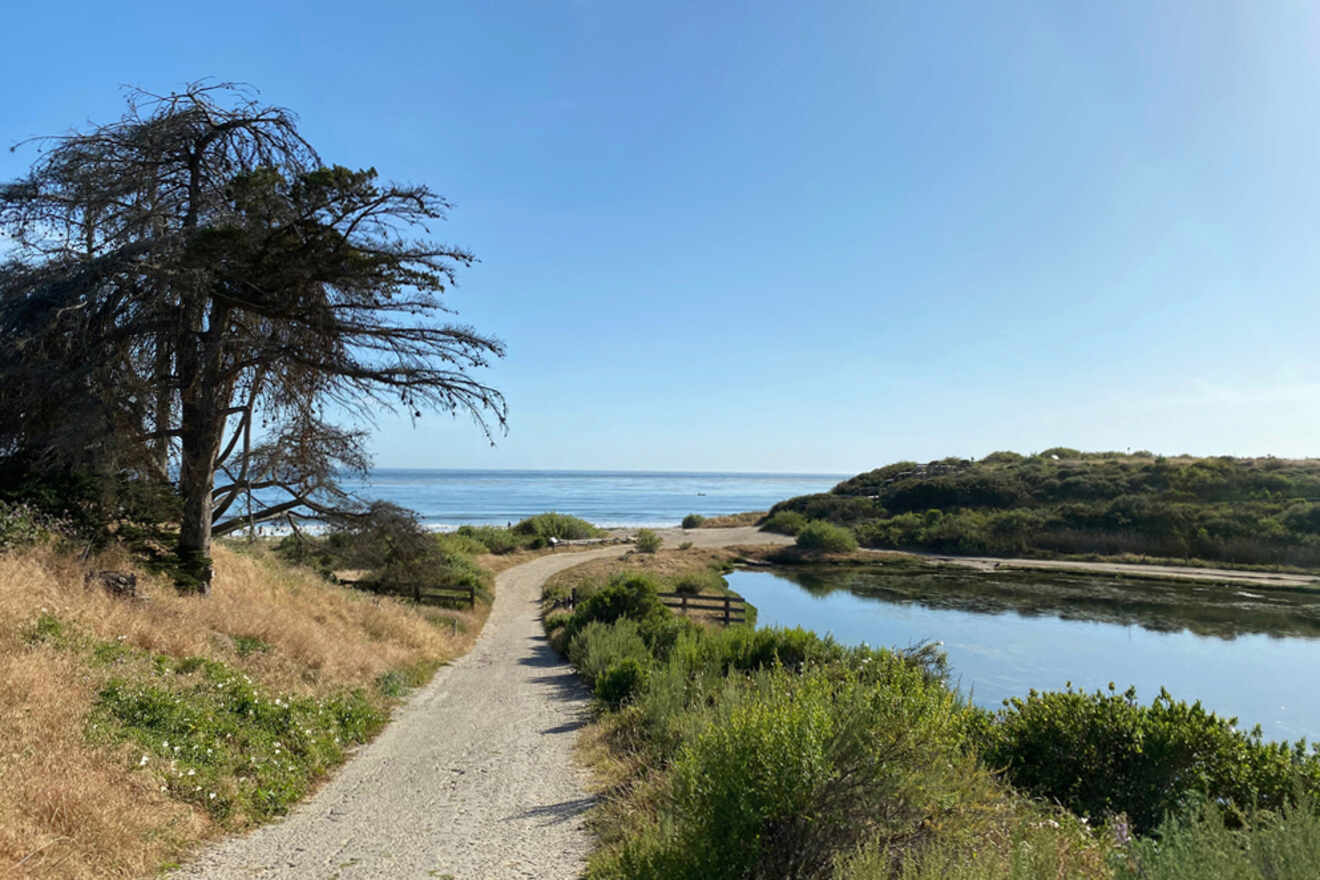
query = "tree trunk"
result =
(177, 430, 215, 594)
(174, 298, 231, 594)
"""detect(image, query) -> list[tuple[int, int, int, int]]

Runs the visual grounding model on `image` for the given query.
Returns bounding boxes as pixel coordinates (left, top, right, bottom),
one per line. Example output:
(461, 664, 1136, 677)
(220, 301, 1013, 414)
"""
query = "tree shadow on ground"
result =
(520, 634, 592, 704)
(507, 796, 597, 825)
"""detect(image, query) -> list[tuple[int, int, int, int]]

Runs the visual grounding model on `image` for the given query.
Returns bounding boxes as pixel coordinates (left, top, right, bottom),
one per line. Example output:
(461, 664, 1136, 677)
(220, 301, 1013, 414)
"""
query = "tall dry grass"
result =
(0, 541, 483, 879)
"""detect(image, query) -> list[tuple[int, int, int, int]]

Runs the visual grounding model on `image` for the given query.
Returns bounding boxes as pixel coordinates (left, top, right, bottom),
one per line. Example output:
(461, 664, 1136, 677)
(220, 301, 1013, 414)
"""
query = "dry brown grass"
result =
(0, 541, 487, 879)
(694, 511, 764, 528)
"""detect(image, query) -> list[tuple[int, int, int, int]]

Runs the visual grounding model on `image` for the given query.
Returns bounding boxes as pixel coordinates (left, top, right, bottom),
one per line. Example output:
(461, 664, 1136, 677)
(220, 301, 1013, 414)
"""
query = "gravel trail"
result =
(175, 527, 778, 880)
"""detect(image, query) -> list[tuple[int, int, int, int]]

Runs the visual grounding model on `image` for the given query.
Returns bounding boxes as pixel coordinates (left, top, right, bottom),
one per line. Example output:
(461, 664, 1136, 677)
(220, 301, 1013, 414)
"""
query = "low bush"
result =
(603, 664, 974, 880)
(595, 657, 651, 709)
(433, 531, 491, 557)
(569, 619, 653, 702)
(634, 528, 662, 554)
(561, 573, 670, 643)
(977, 684, 1320, 833)
(761, 509, 807, 535)
(681, 514, 706, 529)
(671, 569, 725, 595)
(0, 500, 57, 551)
(514, 512, 602, 540)
(455, 524, 523, 554)
(795, 520, 858, 554)
(1114, 796, 1320, 880)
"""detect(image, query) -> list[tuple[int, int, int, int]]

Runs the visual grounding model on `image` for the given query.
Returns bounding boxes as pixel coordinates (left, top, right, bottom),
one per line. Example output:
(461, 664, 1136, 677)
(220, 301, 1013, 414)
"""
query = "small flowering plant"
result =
(87, 652, 385, 825)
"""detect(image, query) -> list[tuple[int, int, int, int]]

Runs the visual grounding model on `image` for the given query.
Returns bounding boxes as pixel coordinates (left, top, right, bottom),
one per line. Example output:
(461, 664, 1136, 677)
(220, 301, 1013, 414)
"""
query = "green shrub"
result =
(514, 512, 602, 540)
(607, 665, 971, 880)
(1115, 797, 1320, 880)
(795, 520, 858, 554)
(232, 635, 271, 657)
(681, 514, 706, 529)
(596, 657, 650, 709)
(562, 573, 669, 644)
(770, 494, 879, 522)
(671, 569, 724, 595)
(634, 528, 662, 554)
(433, 531, 490, 556)
(978, 684, 1320, 834)
(761, 509, 808, 535)
(455, 524, 522, 554)
(0, 500, 55, 550)
(569, 619, 652, 690)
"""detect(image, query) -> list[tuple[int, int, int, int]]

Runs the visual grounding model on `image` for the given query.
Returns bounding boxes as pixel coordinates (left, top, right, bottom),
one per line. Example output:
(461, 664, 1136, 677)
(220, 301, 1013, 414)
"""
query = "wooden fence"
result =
(659, 591, 746, 624)
(353, 580, 475, 608)
(566, 589, 746, 625)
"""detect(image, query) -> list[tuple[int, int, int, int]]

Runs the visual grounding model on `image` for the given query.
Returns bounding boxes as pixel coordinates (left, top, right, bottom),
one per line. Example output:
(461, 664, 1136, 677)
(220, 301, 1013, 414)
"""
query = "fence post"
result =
(681, 594, 688, 615)
(723, 595, 731, 624)
(570, 587, 576, 609)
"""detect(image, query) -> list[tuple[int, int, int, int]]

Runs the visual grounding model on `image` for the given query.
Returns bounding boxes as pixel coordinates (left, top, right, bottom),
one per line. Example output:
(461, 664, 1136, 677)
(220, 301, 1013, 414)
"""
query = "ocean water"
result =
(330, 469, 845, 530)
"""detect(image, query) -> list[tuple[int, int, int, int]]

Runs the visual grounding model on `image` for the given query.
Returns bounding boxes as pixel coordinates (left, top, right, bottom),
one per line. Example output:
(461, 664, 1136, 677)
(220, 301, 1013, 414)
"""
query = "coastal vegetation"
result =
(546, 551, 1320, 879)
(634, 528, 663, 554)
(767, 452, 1320, 568)
(0, 514, 491, 878)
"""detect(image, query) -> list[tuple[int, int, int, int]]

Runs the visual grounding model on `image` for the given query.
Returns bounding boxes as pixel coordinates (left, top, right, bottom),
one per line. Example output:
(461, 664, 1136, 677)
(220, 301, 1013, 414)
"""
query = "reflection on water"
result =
(727, 565, 1320, 743)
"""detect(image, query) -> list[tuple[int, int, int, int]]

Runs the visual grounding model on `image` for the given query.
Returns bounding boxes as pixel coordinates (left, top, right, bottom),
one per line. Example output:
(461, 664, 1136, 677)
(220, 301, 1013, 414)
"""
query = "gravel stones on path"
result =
(174, 547, 620, 880)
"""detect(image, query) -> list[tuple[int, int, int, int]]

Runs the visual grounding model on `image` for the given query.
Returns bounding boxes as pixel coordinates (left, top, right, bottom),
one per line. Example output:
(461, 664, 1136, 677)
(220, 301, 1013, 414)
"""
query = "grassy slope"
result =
(0, 541, 489, 880)
(770, 452, 1320, 569)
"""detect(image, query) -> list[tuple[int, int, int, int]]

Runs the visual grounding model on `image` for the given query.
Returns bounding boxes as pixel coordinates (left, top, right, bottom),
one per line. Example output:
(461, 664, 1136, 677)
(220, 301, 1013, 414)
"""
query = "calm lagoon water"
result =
(333, 469, 845, 530)
(727, 567, 1320, 744)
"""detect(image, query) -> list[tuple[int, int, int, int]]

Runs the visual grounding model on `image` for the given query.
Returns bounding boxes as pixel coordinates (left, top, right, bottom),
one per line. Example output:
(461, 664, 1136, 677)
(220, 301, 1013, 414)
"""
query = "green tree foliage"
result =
(0, 84, 505, 590)
(321, 501, 487, 600)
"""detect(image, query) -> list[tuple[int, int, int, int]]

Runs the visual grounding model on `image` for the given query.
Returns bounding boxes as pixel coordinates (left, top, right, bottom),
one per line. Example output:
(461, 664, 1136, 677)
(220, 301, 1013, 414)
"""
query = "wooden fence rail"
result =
(658, 591, 746, 624)
(353, 580, 476, 608)
(565, 589, 745, 625)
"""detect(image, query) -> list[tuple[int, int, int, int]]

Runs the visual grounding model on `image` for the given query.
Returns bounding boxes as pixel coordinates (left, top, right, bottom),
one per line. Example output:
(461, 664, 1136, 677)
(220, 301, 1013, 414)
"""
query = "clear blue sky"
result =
(4, 1, 1318, 473)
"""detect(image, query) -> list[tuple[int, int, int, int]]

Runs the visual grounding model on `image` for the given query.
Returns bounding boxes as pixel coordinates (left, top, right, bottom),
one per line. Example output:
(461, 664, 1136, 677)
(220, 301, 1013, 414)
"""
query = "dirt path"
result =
(175, 527, 778, 879)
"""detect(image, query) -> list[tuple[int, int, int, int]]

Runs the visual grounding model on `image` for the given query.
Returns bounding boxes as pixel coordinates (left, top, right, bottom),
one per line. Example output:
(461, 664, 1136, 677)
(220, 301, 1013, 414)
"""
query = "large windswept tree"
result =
(0, 83, 505, 590)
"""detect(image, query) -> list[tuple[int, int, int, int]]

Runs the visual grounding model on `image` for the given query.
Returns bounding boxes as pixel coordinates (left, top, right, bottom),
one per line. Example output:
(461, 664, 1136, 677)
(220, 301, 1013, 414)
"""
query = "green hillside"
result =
(768, 450, 1320, 568)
